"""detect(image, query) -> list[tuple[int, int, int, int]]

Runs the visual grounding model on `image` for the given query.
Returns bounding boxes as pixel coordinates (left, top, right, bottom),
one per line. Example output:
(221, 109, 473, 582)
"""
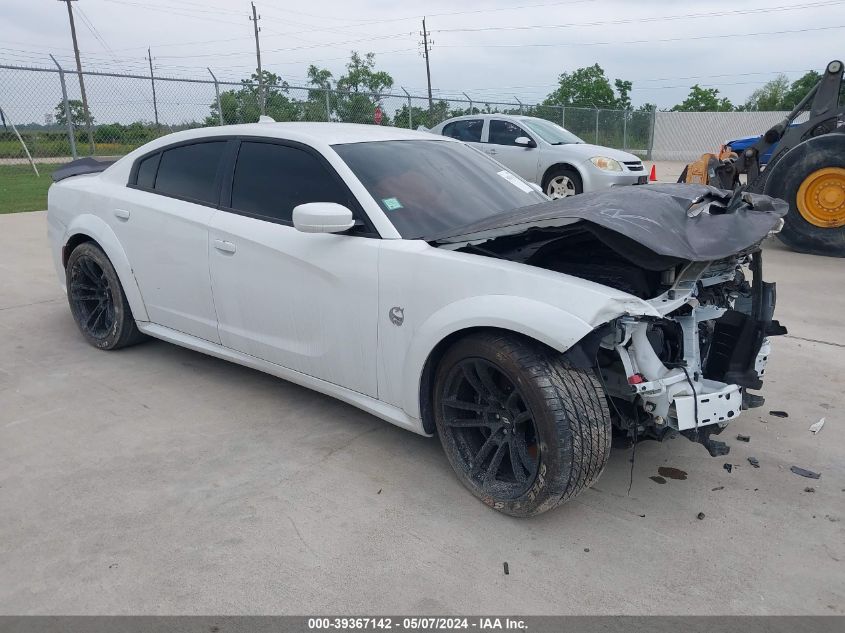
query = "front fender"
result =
(63, 214, 149, 322)
(401, 295, 596, 419)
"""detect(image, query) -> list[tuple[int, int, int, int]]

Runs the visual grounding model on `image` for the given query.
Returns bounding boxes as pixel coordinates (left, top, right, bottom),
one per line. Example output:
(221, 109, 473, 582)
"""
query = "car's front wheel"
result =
(66, 242, 146, 350)
(544, 167, 582, 199)
(433, 332, 611, 517)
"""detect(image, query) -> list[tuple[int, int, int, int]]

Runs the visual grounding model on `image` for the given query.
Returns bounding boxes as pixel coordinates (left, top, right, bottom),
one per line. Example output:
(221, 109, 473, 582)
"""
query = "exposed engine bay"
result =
(430, 184, 789, 453)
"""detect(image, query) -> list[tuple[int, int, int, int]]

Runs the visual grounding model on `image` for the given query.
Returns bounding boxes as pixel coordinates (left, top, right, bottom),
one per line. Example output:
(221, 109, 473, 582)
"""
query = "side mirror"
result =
(515, 136, 536, 148)
(292, 202, 355, 234)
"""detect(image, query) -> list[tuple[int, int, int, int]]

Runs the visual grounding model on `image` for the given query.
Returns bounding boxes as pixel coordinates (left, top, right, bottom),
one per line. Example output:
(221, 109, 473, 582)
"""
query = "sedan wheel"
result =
(547, 175, 577, 199)
(439, 357, 540, 499)
(434, 332, 612, 517)
(66, 242, 146, 350)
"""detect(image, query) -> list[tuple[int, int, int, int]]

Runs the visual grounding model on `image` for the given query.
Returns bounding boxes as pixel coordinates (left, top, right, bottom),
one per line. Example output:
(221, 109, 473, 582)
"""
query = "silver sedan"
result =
(430, 114, 647, 198)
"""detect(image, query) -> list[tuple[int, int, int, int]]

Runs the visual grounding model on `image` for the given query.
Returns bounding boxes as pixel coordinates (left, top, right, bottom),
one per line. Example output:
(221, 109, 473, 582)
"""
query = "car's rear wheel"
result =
(433, 332, 611, 517)
(66, 242, 146, 350)
(544, 167, 582, 199)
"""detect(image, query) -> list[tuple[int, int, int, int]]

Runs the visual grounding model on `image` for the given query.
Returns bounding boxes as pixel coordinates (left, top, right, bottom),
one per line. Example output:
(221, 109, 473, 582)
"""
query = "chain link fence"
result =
(0, 63, 655, 164)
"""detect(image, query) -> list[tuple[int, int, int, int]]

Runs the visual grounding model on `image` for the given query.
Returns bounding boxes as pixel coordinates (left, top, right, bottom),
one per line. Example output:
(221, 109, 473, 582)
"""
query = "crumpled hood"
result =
(552, 142, 641, 164)
(428, 184, 788, 262)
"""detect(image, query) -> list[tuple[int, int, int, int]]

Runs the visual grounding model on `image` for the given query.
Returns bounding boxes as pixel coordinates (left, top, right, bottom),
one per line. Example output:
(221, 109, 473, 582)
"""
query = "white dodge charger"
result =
(48, 122, 786, 517)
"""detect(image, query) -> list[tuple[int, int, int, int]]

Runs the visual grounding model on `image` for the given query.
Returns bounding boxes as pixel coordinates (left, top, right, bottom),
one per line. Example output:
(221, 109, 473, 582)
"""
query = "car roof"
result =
(139, 122, 449, 149)
(437, 113, 549, 126)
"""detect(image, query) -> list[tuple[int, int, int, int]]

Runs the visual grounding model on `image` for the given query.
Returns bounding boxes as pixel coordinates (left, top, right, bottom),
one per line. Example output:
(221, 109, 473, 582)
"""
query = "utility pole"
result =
(250, 2, 265, 116)
(59, 0, 94, 154)
(146, 47, 159, 129)
(420, 17, 434, 116)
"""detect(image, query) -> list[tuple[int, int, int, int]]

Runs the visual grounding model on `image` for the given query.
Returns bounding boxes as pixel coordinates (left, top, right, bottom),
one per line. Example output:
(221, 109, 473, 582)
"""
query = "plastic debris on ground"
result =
(790, 466, 821, 479)
(769, 410, 789, 418)
(736, 434, 751, 442)
(748, 457, 760, 468)
(809, 418, 826, 434)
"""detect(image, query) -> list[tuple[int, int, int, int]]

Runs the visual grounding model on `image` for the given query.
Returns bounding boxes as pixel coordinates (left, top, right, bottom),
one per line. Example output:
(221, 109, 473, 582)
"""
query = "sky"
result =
(2, 0, 844, 114)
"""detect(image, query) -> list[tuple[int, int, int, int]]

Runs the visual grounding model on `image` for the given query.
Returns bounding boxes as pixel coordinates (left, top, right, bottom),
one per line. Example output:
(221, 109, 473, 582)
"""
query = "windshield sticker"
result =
(497, 170, 533, 193)
(382, 197, 404, 211)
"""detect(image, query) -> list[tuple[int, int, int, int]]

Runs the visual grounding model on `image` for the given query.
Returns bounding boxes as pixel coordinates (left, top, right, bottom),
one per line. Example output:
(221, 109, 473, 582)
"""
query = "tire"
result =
(433, 332, 611, 517)
(543, 166, 583, 199)
(763, 134, 845, 257)
(65, 242, 146, 350)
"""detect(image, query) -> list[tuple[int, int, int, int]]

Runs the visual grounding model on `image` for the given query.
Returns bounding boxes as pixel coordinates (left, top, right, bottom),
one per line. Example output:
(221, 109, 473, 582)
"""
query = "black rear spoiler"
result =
(52, 157, 118, 182)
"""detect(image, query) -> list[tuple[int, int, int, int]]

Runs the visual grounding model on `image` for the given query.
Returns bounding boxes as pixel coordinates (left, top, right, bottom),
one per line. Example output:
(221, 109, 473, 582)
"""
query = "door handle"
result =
(114, 208, 130, 220)
(486, 149, 498, 155)
(213, 239, 236, 254)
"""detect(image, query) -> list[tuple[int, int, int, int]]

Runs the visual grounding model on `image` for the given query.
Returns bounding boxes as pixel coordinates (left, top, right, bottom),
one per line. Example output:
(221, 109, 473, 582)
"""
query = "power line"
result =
(72, 0, 596, 53)
(154, 33, 413, 59)
(438, 24, 845, 48)
(434, 0, 845, 33)
(75, 4, 131, 73)
(100, 0, 248, 27)
(228, 0, 601, 37)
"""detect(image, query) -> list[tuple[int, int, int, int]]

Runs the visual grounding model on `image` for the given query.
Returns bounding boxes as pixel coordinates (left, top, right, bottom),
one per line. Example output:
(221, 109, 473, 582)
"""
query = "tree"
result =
(782, 70, 822, 110)
(614, 79, 632, 111)
(205, 70, 301, 125)
(204, 51, 394, 126)
(54, 99, 90, 127)
(333, 52, 394, 124)
(300, 64, 334, 121)
(307, 64, 333, 91)
(671, 85, 733, 112)
(543, 64, 632, 109)
(336, 51, 393, 95)
(742, 74, 790, 111)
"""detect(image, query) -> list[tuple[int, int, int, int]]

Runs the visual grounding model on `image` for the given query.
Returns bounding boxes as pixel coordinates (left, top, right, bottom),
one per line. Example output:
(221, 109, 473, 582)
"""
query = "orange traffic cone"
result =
(649, 164, 657, 182)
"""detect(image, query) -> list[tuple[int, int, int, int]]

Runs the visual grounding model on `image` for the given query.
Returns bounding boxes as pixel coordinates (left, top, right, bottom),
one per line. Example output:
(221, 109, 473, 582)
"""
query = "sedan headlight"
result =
(590, 156, 622, 172)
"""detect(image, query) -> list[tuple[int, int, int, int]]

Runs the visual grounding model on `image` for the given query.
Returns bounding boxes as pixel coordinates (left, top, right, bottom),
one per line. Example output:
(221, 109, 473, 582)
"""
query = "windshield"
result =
(332, 140, 546, 239)
(520, 118, 584, 145)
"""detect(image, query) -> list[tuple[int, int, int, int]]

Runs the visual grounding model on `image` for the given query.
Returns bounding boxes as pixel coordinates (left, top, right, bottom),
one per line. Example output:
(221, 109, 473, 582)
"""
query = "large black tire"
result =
(66, 242, 146, 350)
(433, 332, 611, 517)
(543, 166, 583, 198)
(763, 134, 845, 257)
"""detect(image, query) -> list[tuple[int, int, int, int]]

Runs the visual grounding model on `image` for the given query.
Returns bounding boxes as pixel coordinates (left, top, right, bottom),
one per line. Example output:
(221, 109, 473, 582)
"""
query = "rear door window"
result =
(442, 119, 483, 143)
(153, 141, 227, 205)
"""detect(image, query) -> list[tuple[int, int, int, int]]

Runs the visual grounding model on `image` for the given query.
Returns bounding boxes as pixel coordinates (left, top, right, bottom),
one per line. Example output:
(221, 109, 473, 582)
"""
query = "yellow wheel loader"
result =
(679, 60, 845, 257)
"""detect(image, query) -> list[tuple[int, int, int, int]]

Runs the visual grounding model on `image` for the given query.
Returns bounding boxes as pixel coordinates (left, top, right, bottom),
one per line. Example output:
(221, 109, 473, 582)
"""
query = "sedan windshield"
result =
(333, 140, 546, 239)
(520, 118, 584, 145)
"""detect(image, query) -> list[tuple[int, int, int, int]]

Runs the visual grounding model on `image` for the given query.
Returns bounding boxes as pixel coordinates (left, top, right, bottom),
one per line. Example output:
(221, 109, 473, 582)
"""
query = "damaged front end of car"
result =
(429, 184, 789, 454)
(594, 249, 786, 453)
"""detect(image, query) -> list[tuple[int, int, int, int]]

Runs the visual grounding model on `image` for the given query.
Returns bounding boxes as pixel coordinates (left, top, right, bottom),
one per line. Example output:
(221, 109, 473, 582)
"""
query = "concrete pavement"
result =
(0, 211, 842, 615)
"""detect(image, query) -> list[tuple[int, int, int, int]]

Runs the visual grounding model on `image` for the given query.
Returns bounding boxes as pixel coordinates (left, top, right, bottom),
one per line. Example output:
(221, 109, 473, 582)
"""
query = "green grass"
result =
(0, 164, 61, 214)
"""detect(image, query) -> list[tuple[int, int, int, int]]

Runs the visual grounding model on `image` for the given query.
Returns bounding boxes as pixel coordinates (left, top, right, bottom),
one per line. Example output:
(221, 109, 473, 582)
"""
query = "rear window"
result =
(154, 141, 227, 205)
(135, 152, 160, 189)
